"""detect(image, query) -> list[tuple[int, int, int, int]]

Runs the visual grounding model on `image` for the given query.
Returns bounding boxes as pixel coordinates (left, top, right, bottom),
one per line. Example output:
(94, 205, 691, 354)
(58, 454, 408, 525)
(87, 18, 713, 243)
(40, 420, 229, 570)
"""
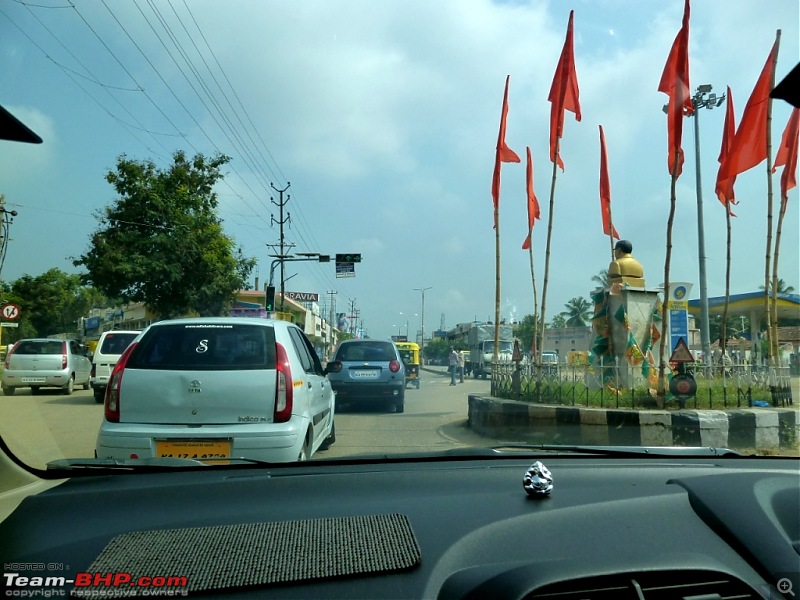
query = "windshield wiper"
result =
(45, 456, 288, 472)
(492, 445, 744, 457)
(47, 457, 210, 471)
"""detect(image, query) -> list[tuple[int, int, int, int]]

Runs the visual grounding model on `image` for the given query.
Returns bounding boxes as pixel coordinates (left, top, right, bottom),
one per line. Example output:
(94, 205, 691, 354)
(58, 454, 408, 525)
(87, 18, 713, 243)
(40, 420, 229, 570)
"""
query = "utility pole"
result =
(413, 287, 432, 364)
(688, 85, 725, 364)
(270, 182, 291, 311)
(327, 290, 337, 357)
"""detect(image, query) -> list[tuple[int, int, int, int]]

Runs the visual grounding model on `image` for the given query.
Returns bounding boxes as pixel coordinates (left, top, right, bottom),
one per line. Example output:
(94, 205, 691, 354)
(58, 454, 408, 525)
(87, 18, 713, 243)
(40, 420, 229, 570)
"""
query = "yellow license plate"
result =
(156, 440, 231, 463)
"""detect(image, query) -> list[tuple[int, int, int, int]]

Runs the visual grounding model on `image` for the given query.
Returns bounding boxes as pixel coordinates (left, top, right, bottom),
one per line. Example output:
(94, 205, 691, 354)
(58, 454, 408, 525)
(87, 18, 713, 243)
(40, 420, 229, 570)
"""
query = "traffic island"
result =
(467, 394, 799, 452)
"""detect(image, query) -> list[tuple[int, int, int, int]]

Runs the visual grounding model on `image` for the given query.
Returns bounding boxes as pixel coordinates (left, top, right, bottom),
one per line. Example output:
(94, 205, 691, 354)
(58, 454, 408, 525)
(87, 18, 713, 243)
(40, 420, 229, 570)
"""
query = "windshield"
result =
(0, 0, 797, 472)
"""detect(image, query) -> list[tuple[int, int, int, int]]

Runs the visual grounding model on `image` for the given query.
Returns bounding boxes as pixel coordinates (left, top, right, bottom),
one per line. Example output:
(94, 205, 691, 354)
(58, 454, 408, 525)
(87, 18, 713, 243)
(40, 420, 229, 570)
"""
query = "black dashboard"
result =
(2, 455, 799, 599)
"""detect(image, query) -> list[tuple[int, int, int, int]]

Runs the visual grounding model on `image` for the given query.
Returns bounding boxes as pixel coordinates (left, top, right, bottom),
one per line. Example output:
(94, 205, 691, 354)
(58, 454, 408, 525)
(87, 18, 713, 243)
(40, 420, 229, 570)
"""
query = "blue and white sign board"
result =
(336, 263, 355, 278)
(666, 282, 692, 353)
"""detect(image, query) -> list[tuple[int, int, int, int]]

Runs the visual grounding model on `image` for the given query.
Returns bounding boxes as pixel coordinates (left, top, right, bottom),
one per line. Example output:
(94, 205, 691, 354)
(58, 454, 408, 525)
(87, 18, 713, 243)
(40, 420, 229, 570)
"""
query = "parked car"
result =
(96, 317, 335, 463)
(90, 330, 140, 403)
(1, 338, 92, 396)
(325, 339, 405, 412)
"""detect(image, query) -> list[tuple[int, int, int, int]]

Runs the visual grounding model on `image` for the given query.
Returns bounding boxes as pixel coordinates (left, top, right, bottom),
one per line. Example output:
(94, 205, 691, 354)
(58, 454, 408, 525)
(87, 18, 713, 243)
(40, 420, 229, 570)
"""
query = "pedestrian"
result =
(448, 347, 458, 386)
(457, 350, 465, 383)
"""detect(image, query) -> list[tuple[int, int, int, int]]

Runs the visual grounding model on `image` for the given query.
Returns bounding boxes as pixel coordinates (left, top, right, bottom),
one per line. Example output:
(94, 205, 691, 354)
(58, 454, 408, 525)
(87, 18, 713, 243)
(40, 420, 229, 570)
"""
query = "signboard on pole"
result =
(666, 282, 693, 354)
(335, 263, 355, 278)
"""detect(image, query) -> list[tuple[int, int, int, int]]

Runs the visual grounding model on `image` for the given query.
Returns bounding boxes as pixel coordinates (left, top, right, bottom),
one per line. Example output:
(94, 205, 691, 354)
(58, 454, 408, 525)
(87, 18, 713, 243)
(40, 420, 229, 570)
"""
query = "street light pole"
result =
(413, 287, 431, 364)
(689, 84, 725, 364)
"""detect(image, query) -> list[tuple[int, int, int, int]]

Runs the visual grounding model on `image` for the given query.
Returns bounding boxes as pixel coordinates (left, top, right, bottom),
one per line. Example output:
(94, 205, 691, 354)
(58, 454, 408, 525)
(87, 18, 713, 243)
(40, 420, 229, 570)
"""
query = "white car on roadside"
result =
(96, 317, 335, 463)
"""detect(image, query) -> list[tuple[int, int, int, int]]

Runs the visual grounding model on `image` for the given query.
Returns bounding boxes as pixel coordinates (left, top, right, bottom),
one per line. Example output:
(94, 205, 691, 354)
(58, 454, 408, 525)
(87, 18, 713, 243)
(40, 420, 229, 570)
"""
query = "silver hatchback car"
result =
(2, 338, 92, 395)
(325, 339, 406, 413)
(95, 317, 335, 463)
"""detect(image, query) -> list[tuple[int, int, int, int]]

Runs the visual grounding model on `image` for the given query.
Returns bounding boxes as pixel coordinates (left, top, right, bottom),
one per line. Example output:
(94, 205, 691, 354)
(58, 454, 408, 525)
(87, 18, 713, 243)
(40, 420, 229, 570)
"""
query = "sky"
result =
(0, 0, 798, 341)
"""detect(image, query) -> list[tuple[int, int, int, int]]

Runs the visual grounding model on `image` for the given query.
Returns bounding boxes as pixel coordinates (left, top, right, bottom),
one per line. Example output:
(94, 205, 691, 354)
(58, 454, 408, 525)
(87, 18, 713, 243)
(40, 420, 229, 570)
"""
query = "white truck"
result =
(448, 322, 513, 379)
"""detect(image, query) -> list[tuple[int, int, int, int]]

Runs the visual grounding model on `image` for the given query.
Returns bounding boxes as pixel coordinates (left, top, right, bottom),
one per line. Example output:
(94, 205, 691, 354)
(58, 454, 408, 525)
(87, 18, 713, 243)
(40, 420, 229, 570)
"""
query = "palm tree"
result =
(759, 279, 795, 295)
(563, 297, 593, 327)
(591, 269, 609, 290)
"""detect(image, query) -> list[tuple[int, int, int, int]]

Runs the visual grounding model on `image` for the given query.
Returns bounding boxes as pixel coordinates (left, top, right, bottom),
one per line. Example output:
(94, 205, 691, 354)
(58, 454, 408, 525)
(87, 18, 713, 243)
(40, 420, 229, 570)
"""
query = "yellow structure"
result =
(608, 240, 646, 287)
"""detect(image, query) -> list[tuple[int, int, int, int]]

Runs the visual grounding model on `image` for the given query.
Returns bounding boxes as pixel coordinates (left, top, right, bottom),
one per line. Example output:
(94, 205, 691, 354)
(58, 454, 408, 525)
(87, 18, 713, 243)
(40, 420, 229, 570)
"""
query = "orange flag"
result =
(718, 38, 779, 180)
(491, 75, 521, 228)
(548, 10, 581, 171)
(598, 126, 620, 239)
(772, 108, 799, 215)
(522, 147, 541, 249)
(658, 0, 692, 178)
(715, 86, 738, 216)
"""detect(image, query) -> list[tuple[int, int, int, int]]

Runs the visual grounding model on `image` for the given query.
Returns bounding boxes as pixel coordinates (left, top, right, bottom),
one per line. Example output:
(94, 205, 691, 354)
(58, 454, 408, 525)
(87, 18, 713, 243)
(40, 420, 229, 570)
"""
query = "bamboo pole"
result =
(538, 137, 560, 365)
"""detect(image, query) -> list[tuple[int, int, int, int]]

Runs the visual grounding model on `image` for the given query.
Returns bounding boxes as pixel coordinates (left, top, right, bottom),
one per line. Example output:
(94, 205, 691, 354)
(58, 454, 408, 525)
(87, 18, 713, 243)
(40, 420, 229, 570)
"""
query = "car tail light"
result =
(274, 342, 293, 423)
(326, 361, 342, 373)
(4, 341, 19, 369)
(104, 342, 138, 423)
(90, 362, 96, 378)
(389, 359, 401, 373)
(61, 340, 67, 370)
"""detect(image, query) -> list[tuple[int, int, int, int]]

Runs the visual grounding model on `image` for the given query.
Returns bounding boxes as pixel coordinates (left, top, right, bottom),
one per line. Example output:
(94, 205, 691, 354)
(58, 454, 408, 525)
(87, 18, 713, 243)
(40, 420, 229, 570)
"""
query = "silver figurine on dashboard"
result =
(523, 461, 553, 496)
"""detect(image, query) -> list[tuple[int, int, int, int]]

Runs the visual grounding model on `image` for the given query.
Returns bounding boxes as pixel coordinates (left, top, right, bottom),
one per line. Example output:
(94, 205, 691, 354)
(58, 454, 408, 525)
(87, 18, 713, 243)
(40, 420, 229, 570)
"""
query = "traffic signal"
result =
(335, 253, 361, 263)
(265, 286, 275, 311)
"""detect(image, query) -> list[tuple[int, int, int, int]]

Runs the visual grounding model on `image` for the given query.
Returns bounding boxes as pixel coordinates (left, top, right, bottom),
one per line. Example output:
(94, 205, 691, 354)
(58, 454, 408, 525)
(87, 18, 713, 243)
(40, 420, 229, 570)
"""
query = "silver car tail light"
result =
(104, 342, 138, 423)
(61, 340, 67, 370)
(274, 342, 293, 423)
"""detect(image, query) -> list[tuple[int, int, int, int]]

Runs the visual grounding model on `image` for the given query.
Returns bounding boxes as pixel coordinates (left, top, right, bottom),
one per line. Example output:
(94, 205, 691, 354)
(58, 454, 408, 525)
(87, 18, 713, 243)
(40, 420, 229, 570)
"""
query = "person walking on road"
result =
(457, 350, 465, 383)
(449, 348, 458, 386)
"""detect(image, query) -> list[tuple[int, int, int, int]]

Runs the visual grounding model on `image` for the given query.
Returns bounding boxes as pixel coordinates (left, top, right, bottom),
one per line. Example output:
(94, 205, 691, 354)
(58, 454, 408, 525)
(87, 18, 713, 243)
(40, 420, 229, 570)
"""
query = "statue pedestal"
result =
(588, 287, 661, 391)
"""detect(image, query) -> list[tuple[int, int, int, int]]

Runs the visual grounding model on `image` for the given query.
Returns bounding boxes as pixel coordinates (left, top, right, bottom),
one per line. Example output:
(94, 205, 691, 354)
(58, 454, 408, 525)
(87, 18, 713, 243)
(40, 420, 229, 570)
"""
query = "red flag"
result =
(715, 86, 738, 216)
(658, 0, 692, 177)
(772, 107, 799, 215)
(522, 147, 541, 249)
(491, 75, 521, 228)
(718, 38, 779, 180)
(548, 10, 581, 171)
(598, 126, 620, 239)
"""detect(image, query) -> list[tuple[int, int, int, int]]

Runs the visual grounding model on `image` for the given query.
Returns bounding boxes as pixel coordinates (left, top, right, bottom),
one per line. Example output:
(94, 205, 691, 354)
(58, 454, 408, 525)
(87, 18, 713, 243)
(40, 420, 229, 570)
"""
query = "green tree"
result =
(591, 269, 609, 290)
(423, 338, 450, 364)
(759, 278, 796, 295)
(7, 268, 100, 339)
(513, 314, 539, 354)
(549, 313, 568, 329)
(75, 151, 256, 319)
(563, 297, 593, 327)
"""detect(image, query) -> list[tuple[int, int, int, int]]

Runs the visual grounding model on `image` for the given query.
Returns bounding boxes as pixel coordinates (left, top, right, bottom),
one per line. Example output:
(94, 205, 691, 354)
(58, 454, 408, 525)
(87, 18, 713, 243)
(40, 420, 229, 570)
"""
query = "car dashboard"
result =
(1, 453, 799, 599)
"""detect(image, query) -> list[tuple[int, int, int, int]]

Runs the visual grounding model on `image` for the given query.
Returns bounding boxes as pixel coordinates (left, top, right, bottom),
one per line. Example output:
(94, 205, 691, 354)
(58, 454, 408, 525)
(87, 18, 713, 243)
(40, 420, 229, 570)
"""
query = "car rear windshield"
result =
(126, 324, 276, 371)
(13, 340, 64, 355)
(99, 333, 138, 355)
(336, 342, 396, 362)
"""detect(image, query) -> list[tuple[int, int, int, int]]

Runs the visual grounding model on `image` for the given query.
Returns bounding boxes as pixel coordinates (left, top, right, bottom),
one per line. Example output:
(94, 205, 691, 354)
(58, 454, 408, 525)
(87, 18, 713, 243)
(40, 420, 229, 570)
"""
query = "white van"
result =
(90, 330, 140, 403)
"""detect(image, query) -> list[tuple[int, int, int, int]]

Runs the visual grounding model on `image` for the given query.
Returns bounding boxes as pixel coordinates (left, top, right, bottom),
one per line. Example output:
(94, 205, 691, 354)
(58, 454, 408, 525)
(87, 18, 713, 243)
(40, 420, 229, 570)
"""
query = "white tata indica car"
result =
(96, 317, 335, 463)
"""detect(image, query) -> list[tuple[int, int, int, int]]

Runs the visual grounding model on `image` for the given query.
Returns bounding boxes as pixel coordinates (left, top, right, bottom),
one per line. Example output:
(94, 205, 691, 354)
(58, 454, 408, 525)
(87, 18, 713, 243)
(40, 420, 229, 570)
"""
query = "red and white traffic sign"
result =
(1, 303, 21, 320)
(669, 338, 694, 363)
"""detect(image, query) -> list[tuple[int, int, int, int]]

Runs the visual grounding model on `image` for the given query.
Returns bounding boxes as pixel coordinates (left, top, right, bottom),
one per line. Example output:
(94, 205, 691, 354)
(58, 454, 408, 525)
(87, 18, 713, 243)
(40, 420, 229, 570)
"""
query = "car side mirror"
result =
(323, 361, 342, 376)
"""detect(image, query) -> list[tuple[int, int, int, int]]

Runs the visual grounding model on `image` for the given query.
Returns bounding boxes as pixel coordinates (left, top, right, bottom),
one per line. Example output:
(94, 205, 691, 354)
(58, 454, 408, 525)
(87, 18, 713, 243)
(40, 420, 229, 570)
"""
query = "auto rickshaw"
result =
(395, 341, 421, 389)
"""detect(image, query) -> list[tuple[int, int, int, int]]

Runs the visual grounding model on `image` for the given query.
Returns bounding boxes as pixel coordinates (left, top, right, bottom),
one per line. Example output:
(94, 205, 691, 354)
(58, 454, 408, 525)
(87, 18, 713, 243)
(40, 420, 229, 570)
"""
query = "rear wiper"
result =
(492, 445, 744, 457)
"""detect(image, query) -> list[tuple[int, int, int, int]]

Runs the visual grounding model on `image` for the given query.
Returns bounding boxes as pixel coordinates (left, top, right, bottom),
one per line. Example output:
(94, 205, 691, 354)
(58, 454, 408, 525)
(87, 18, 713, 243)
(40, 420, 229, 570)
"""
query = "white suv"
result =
(95, 317, 335, 463)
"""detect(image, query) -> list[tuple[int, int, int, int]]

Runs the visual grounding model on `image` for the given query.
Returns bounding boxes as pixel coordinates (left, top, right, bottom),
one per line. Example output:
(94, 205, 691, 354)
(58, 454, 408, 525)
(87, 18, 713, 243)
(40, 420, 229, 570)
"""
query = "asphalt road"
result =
(0, 369, 507, 469)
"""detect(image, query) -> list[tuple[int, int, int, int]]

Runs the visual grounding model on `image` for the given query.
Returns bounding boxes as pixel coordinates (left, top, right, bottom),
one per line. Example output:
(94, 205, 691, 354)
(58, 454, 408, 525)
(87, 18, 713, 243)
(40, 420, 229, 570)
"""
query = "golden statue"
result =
(608, 240, 645, 287)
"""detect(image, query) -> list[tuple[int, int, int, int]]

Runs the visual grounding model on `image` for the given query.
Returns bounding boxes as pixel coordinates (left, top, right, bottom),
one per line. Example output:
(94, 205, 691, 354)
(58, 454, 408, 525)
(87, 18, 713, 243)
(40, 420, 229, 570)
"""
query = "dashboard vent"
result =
(526, 570, 759, 600)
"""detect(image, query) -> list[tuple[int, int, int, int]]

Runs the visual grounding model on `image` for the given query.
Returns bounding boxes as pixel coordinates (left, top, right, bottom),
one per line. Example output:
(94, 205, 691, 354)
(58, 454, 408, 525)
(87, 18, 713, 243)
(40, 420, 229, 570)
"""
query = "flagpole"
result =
(494, 203, 501, 374)
(538, 137, 560, 368)
(658, 158, 680, 404)
(767, 30, 781, 374)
